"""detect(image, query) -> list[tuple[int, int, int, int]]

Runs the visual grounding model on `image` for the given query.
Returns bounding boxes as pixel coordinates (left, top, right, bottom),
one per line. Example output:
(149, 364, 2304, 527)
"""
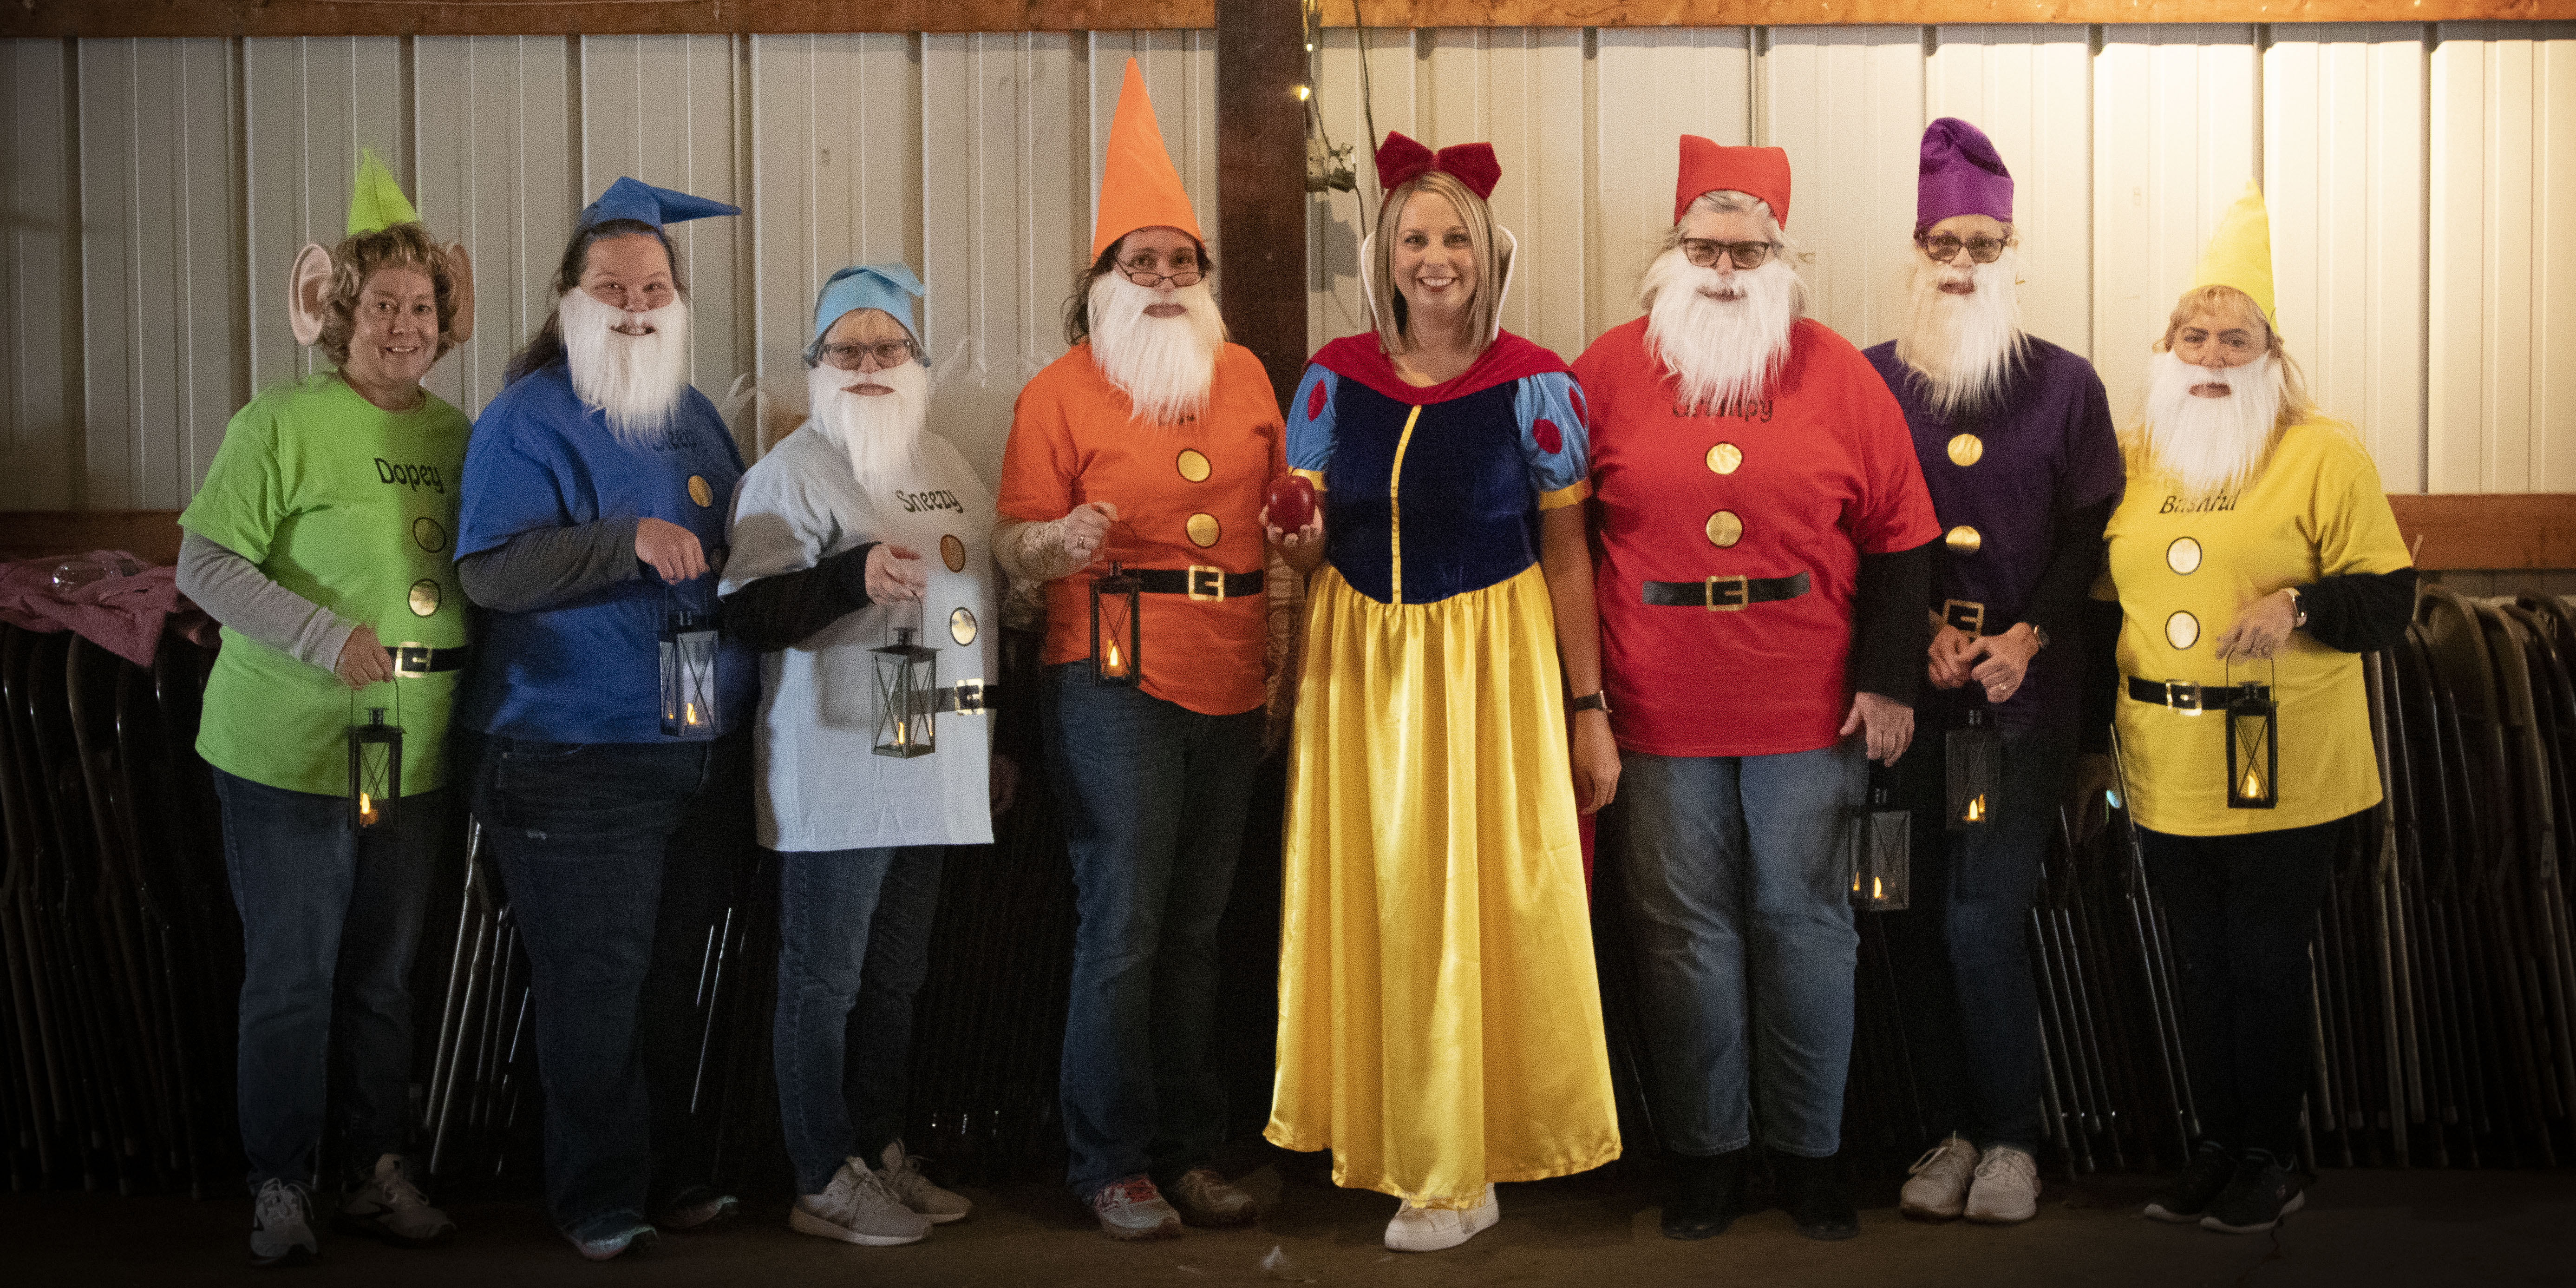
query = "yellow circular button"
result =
(1706, 442, 1743, 475)
(949, 607, 979, 646)
(407, 579, 442, 618)
(687, 474, 713, 507)
(412, 516, 447, 553)
(1705, 510, 1743, 548)
(1186, 513, 1221, 548)
(2167, 536, 2203, 575)
(941, 534, 967, 572)
(1947, 433, 1984, 467)
(1945, 525, 1982, 555)
(1176, 449, 1212, 483)
(2165, 610, 2201, 651)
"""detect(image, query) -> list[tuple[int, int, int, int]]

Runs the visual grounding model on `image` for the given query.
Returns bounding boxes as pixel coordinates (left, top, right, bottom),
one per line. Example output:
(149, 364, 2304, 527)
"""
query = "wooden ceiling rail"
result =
(2387, 494, 2576, 572)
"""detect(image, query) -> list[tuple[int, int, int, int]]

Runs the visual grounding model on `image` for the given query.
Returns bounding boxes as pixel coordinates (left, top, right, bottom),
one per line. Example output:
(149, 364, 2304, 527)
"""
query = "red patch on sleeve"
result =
(1569, 387, 1588, 428)
(1304, 382, 1328, 421)
(1533, 418, 1563, 454)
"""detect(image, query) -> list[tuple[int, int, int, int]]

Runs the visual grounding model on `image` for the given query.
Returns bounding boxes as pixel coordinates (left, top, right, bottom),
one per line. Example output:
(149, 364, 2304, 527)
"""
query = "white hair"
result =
(559, 286, 693, 447)
(1086, 273, 1227, 427)
(2138, 349, 2285, 496)
(1893, 248, 2028, 420)
(804, 356, 931, 494)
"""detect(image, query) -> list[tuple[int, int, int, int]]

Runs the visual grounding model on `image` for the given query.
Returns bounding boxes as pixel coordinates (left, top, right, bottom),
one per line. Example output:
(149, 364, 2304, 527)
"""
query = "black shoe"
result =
(2198, 1150, 2306, 1234)
(1772, 1150, 1858, 1241)
(2142, 1141, 2236, 1223)
(1660, 1149, 1748, 1240)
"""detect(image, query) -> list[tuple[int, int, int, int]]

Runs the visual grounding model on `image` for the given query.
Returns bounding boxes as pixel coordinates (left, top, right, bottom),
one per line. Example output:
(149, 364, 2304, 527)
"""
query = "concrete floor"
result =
(5, 1162, 2571, 1288)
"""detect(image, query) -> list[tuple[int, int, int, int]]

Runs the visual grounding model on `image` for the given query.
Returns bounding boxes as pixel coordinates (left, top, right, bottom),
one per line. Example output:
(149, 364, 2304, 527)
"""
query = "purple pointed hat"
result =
(1917, 118, 2012, 230)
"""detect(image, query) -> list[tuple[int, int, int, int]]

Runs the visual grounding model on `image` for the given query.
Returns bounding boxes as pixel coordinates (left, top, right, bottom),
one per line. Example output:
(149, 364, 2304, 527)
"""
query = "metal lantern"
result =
(873, 626, 940, 758)
(348, 707, 401, 830)
(1090, 564, 1142, 687)
(1848, 774, 1910, 912)
(2225, 666, 2279, 810)
(660, 607, 721, 740)
(1947, 704, 2001, 830)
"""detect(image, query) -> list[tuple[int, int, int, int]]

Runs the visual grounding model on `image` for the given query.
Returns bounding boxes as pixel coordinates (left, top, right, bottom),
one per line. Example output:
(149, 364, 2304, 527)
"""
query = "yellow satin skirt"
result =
(1264, 562, 1621, 1208)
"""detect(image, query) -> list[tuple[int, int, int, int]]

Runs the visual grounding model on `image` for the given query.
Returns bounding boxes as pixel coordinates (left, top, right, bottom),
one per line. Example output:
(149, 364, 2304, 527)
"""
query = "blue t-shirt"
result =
(454, 361, 759, 743)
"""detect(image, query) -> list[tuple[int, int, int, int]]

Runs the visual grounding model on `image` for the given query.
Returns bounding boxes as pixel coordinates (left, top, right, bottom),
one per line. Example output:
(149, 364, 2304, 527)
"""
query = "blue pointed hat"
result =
(811, 263, 927, 348)
(578, 176, 739, 232)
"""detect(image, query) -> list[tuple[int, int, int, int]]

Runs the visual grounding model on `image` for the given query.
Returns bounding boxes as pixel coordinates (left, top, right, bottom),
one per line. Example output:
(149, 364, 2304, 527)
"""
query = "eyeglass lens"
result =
(1922, 235, 2005, 263)
(1681, 240, 1773, 270)
(1122, 259, 1203, 289)
(822, 341, 914, 368)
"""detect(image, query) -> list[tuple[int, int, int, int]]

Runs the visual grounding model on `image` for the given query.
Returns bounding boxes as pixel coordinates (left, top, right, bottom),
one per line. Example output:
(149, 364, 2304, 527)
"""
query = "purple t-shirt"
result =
(1863, 335, 2122, 729)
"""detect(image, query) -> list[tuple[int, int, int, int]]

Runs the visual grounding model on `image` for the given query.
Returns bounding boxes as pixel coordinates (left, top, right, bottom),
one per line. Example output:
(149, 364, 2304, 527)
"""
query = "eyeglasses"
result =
(817, 340, 917, 370)
(1118, 260, 1203, 290)
(1917, 233, 2008, 264)
(1680, 239, 1778, 271)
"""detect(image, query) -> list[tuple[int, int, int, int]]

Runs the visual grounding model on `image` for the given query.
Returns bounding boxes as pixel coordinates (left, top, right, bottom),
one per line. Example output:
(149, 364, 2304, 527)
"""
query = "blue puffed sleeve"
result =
(1512, 371, 1593, 510)
(1287, 364, 1337, 491)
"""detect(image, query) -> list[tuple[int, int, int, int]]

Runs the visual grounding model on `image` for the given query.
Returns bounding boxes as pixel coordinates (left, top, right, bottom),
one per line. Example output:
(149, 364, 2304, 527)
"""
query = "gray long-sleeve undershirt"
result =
(456, 517, 643, 613)
(175, 529, 355, 673)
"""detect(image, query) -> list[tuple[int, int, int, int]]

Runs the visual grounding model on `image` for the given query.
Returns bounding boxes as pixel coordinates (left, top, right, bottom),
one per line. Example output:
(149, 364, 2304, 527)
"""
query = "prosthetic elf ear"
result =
(441, 241, 476, 345)
(288, 243, 333, 346)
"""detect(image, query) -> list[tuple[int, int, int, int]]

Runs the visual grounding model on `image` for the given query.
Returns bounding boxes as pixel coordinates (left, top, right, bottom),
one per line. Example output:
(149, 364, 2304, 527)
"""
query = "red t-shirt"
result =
(1574, 317, 1939, 757)
(997, 341, 1285, 717)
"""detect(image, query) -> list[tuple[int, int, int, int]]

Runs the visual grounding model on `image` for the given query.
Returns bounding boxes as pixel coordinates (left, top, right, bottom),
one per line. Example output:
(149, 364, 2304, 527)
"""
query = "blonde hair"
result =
(2153, 284, 2316, 429)
(1369, 169, 1507, 357)
(318, 222, 460, 368)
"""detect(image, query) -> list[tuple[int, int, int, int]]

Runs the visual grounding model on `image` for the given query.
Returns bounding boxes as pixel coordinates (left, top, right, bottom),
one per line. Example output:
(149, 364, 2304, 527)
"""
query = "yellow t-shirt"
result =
(2102, 419, 2411, 835)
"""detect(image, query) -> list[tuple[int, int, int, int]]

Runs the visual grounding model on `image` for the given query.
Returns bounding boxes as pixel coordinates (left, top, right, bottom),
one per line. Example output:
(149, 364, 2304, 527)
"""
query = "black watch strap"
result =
(1568, 691, 1610, 715)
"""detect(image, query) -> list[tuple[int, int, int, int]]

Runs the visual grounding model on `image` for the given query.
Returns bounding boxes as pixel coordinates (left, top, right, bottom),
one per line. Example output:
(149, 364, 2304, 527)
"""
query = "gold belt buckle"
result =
(392, 644, 432, 676)
(950, 680, 987, 714)
(2166, 679, 2205, 715)
(1185, 565, 1226, 601)
(1943, 599, 1986, 634)
(1703, 575, 1749, 611)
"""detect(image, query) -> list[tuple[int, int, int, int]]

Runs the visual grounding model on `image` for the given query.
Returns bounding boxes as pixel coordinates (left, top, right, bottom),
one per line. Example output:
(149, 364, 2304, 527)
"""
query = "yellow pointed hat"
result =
(2186, 179, 2275, 329)
(346, 147, 420, 236)
(1092, 58, 1204, 259)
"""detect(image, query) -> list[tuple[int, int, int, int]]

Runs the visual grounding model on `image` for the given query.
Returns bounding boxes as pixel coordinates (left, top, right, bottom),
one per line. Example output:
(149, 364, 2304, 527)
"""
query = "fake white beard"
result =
(1086, 274, 1225, 426)
(560, 287, 693, 447)
(805, 357, 931, 494)
(1893, 251, 2027, 419)
(2140, 349, 2285, 497)
(1641, 248, 1803, 414)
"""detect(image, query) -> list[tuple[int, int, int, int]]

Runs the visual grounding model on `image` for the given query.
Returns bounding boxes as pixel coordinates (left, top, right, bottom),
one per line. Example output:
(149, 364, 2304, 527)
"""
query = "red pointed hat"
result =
(1375, 131, 1500, 201)
(1674, 135, 1792, 229)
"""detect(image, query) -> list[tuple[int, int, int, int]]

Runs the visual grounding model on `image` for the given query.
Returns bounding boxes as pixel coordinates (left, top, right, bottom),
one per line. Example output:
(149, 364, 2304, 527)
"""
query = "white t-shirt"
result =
(722, 422, 1000, 852)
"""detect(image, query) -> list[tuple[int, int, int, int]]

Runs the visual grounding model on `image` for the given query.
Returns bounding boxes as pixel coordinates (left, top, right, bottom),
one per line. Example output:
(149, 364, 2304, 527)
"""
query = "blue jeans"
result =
(215, 770, 444, 1193)
(471, 732, 753, 1242)
(1044, 664, 1263, 1196)
(772, 845, 945, 1196)
(1884, 707, 2075, 1153)
(1612, 742, 1865, 1158)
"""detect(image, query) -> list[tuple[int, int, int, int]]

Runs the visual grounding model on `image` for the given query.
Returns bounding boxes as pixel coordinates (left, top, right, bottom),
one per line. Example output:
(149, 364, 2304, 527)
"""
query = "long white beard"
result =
(560, 288, 693, 447)
(1894, 251, 2026, 419)
(1087, 275, 1225, 426)
(805, 358, 931, 494)
(2140, 350, 2284, 496)
(1641, 248, 1802, 414)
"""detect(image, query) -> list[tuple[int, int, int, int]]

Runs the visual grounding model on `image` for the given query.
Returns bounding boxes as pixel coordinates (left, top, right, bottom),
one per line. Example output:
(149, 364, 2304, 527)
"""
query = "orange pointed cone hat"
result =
(1092, 58, 1204, 260)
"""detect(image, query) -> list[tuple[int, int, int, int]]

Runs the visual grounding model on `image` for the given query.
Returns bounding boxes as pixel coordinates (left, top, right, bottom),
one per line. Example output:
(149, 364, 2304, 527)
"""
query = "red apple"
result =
(1264, 473, 1318, 532)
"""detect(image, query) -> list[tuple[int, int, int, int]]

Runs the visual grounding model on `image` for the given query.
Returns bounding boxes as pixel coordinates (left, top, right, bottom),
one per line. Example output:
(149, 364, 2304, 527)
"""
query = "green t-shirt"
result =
(181, 372, 472, 795)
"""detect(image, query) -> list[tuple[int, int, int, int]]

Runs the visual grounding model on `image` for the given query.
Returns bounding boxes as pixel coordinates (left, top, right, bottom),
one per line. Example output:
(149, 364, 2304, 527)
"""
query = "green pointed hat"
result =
(346, 148, 419, 236)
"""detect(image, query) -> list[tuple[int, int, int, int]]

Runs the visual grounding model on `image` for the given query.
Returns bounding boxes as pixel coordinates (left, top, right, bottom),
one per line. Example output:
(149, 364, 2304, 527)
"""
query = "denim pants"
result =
(1045, 664, 1263, 1196)
(1883, 706, 2075, 1154)
(471, 732, 753, 1242)
(772, 845, 945, 1196)
(214, 769, 444, 1193)
(1613, 742, 1865, 1158)
(2138, 815, 2347, 1159)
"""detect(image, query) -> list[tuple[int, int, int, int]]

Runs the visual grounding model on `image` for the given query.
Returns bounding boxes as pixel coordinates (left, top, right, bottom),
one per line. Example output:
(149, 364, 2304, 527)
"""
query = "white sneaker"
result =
(1964, 1144, 2040, 1224)
(790, 1158, 932, 1247)
(250, 1178, 319, 1267)
(338, 1153, 458, 1247)
(1384, 1185, 1499, 1252)
(1899, 1135, 1977, 1221)
(876, 1140, 972, 1224)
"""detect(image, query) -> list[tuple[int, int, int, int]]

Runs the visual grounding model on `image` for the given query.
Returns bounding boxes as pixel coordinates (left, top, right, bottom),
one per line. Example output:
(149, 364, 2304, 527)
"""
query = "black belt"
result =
(1128, 566, 1264, 601)
(895, 681, 1000, 716)
(1641, 571, 1810, 611)
(2126, 676, 2270, 712)
(1934, 598, 2005, 635)
(386, 645, 470, 675)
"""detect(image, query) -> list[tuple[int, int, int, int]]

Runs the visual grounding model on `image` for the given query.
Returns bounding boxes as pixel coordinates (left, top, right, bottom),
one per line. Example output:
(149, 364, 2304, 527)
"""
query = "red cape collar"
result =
(1310, 330, 1567, 406)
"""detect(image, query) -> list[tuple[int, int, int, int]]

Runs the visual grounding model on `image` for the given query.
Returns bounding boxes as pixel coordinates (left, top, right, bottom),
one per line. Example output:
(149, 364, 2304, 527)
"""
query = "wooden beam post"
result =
(1215, 0, 1308, 412)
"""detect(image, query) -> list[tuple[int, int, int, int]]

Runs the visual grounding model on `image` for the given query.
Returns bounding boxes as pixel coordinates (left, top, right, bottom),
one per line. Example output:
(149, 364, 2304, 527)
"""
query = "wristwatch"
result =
(2282, 586, 2308, 629)
(2027, 623, 2051, 651)
(1568, 691, 1612, 715)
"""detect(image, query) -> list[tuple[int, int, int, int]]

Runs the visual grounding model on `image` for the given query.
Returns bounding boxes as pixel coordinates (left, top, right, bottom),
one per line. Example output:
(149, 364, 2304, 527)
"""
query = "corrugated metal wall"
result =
(3, 24, 2570, 512)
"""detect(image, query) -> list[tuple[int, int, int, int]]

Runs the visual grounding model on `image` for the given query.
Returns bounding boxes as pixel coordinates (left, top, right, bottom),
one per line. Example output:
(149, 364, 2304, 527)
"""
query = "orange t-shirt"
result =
(998, 341, 1285, 716)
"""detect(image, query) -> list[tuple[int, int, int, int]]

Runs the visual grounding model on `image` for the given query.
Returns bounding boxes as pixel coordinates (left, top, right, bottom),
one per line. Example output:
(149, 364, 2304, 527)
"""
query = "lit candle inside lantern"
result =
(1962, 794, 1987, 823)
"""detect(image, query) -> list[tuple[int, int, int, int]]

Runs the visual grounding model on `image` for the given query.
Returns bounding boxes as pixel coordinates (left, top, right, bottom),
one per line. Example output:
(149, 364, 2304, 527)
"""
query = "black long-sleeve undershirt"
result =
(1851, 539, 1936, 706)
(2020, 497, 2116, 646)
(717, 542, 878, 652)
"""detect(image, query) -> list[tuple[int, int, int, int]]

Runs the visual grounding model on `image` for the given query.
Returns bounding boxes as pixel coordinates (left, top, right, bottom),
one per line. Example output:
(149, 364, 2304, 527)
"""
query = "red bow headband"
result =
(1374, 131, 1501, 201)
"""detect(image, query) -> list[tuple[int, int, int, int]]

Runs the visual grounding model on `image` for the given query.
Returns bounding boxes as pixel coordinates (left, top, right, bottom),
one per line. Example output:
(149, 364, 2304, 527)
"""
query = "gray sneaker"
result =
(337, 1154, 458, 1247)
(250, 1178, 319, 1268)
(1964, 1144, 2040, 1224)
(1166, 1166, 1258, 1227)
(1090, 1174, 1182, 1241)
(876, 1140, 972, 1224)
(791, 1158, 932, 1247)
(1899, 1135, 1976, 1221)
